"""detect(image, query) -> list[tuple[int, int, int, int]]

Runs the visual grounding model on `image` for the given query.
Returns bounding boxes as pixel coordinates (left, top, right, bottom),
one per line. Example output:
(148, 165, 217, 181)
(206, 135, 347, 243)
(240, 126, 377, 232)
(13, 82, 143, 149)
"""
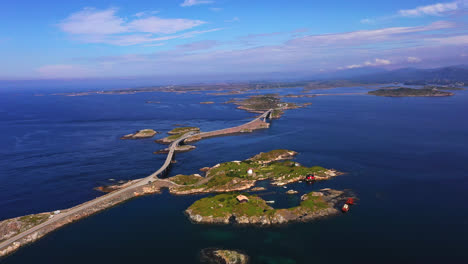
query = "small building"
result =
(305, 174, 316, 182)
(247, 168, 254, 176)
(236, 195, 249, 203)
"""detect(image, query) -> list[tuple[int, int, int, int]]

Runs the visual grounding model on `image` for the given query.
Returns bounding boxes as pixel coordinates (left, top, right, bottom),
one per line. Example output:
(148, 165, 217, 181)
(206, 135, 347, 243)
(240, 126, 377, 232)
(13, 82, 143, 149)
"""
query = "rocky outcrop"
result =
(185, 189, 354, 226)
(286, 190, 298, 195)
(248, 150, 298, 164)
(120, 129, 158, 139)
(154, 145, 196, 154)
(170, 178, 256, 195)
(250, 187, 266, 192)
(200, 248, 249, 264)
(271, 169, 342, 186)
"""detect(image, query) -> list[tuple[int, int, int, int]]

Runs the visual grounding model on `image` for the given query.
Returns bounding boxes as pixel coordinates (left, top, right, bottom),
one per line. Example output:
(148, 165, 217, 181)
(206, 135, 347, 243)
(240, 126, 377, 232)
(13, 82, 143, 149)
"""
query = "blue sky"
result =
(0, 0, 467, 80)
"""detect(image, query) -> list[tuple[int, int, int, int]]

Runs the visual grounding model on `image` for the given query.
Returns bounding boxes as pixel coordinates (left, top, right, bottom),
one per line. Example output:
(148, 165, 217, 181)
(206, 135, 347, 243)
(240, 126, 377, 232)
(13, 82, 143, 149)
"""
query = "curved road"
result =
(0, 109, 273, 253)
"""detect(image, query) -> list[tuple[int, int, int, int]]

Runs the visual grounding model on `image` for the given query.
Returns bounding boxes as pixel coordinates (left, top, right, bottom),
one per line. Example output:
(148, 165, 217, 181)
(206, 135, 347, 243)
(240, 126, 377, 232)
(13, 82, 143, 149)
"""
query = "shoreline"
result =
(0, 109, 274, 258)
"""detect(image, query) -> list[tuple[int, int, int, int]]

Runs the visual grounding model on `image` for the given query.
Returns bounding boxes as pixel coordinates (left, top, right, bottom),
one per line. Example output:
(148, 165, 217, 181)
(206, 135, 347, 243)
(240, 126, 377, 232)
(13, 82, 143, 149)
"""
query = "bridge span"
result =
(0, 109, 274, 256)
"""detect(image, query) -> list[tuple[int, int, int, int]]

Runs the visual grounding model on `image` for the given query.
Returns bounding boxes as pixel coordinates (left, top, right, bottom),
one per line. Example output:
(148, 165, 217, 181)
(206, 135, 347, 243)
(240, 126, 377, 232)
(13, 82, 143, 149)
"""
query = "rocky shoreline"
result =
(186, 189, 354, 226)
(0, 181, 170, 257)
(168, 150, 342, 195)
(200, 248, 249, 264)
(120, 129, 158, 139)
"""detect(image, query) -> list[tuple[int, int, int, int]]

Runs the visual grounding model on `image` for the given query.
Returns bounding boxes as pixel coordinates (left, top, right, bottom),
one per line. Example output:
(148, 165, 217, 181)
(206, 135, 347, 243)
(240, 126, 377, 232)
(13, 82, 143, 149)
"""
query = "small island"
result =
(200, 248, 249, 264)
(155, 127, 201, 144)
(186, 189, 354, 225)
(200, 101, 215, 104)
(120, 129, 158, 139)
(368, 88, 454, 97)
(168, 149, 341, 195)
(229, 94, 301, 118)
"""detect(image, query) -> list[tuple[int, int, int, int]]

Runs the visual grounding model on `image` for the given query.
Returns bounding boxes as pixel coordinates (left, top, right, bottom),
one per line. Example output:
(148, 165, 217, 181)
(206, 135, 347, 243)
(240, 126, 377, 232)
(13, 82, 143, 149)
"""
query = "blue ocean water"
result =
(0, 87, 467, 263)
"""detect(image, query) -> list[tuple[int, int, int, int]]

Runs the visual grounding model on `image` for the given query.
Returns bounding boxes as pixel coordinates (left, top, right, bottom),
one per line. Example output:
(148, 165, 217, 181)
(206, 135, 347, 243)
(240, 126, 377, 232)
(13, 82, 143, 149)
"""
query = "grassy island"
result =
(368, 88, 454, 97)
(230, 94, 301, 118)
(120, 129, 158, 139)
(155, 127, 201, 144)
(168, 127, 200, 135)
(186, 189, 351, 225)
(169, 149, 341, 195)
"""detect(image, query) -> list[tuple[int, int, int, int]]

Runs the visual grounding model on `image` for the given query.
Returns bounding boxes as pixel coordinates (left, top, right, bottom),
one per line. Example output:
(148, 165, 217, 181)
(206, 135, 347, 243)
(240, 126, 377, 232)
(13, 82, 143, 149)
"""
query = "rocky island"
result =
(228, 94, 301, 118)
(120, 129, 158, 139)
(200, 248, 249, 264)
(368, 88, 454, 97)
(186, 189, 354, 225)
(155, 127, 201, 144)
(168, 149, 341, 195)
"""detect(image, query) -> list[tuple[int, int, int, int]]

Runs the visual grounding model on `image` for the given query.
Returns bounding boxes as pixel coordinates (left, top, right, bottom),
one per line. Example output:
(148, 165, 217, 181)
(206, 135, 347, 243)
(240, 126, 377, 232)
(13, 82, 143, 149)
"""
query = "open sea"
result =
(0, 86, 467, 263)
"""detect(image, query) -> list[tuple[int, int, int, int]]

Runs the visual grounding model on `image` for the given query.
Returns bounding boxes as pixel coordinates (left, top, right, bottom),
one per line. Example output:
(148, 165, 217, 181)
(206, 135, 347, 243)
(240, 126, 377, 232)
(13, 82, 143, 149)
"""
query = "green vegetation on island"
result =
(229, 94, 302, 118)
(120, 129, 158, 139)
(368, 87, 454, 97)
(170, 174, 204, 185)
(169, 149, 340, 195)
(1, 213, 52, 243)
(168, 127, 200, 135)
(200, 248, 249, 264)
(155, 126, 201, 144)
(185, 189, 350, 225)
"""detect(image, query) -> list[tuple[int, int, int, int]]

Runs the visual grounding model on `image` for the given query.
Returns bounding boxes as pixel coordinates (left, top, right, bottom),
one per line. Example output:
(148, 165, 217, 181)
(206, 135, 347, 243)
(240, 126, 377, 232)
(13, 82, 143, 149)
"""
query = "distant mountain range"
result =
(347, 65, 468, 85)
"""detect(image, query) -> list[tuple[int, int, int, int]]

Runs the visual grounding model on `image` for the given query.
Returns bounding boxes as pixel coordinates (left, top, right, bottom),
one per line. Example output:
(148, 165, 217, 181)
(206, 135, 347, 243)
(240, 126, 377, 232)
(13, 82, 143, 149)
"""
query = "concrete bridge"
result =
(0, 109, 274, 256)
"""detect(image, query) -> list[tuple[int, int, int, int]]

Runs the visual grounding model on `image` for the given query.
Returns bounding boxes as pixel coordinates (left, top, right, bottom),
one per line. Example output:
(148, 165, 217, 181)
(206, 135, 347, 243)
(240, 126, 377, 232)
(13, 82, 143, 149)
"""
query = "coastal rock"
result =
(120, 129, 158, 139)
(250, 187, 266, 192)
(248, 150, 298, 164)
(154, 145, 196, 154)
(200, 248, 249, 264)
(200, 167, 211, 172)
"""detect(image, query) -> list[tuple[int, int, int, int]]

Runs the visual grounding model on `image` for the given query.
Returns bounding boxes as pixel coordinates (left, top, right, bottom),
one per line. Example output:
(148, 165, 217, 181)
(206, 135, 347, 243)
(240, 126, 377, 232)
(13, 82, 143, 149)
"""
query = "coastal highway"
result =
(0, 109, 273, 255)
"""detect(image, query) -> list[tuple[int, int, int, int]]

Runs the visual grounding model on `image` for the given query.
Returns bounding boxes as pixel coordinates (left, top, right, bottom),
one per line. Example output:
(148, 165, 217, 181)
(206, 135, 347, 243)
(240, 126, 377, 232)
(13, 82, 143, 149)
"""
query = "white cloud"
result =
(398, 1, 460, 16)
(288, 21, 454, 46)
(59, 8, 127, 35)
(345, 58, 392, 69)
(180, 0, 214, 7)
(407, 56, 422, 63)
(128, 17, 205, 34)
(428, 35, 468, 45)
(134, 10, 159, 17)
(346, 64, 362, 69)
(77, 28, 222, 46)
(59, 7, 211, 46)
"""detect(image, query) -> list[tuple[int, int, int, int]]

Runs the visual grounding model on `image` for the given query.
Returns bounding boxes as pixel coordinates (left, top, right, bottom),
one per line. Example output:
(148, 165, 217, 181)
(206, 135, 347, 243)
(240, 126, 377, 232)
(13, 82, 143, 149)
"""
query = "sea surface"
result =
(0, 86, 467, 263)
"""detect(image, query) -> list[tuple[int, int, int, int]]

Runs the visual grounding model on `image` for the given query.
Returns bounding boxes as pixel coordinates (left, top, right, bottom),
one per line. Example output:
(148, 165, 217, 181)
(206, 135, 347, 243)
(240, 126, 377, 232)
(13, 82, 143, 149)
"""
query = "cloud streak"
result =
(398, 1, 460, 16)
(180, 0, 214, 7)
(59, 7, 214, 46)
(39, 21, 468, 79)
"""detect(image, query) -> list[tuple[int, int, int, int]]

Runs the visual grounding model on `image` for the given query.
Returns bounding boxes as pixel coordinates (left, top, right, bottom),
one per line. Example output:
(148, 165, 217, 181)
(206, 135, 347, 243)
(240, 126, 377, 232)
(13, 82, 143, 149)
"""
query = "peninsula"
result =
(368, 87, 454, 97)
